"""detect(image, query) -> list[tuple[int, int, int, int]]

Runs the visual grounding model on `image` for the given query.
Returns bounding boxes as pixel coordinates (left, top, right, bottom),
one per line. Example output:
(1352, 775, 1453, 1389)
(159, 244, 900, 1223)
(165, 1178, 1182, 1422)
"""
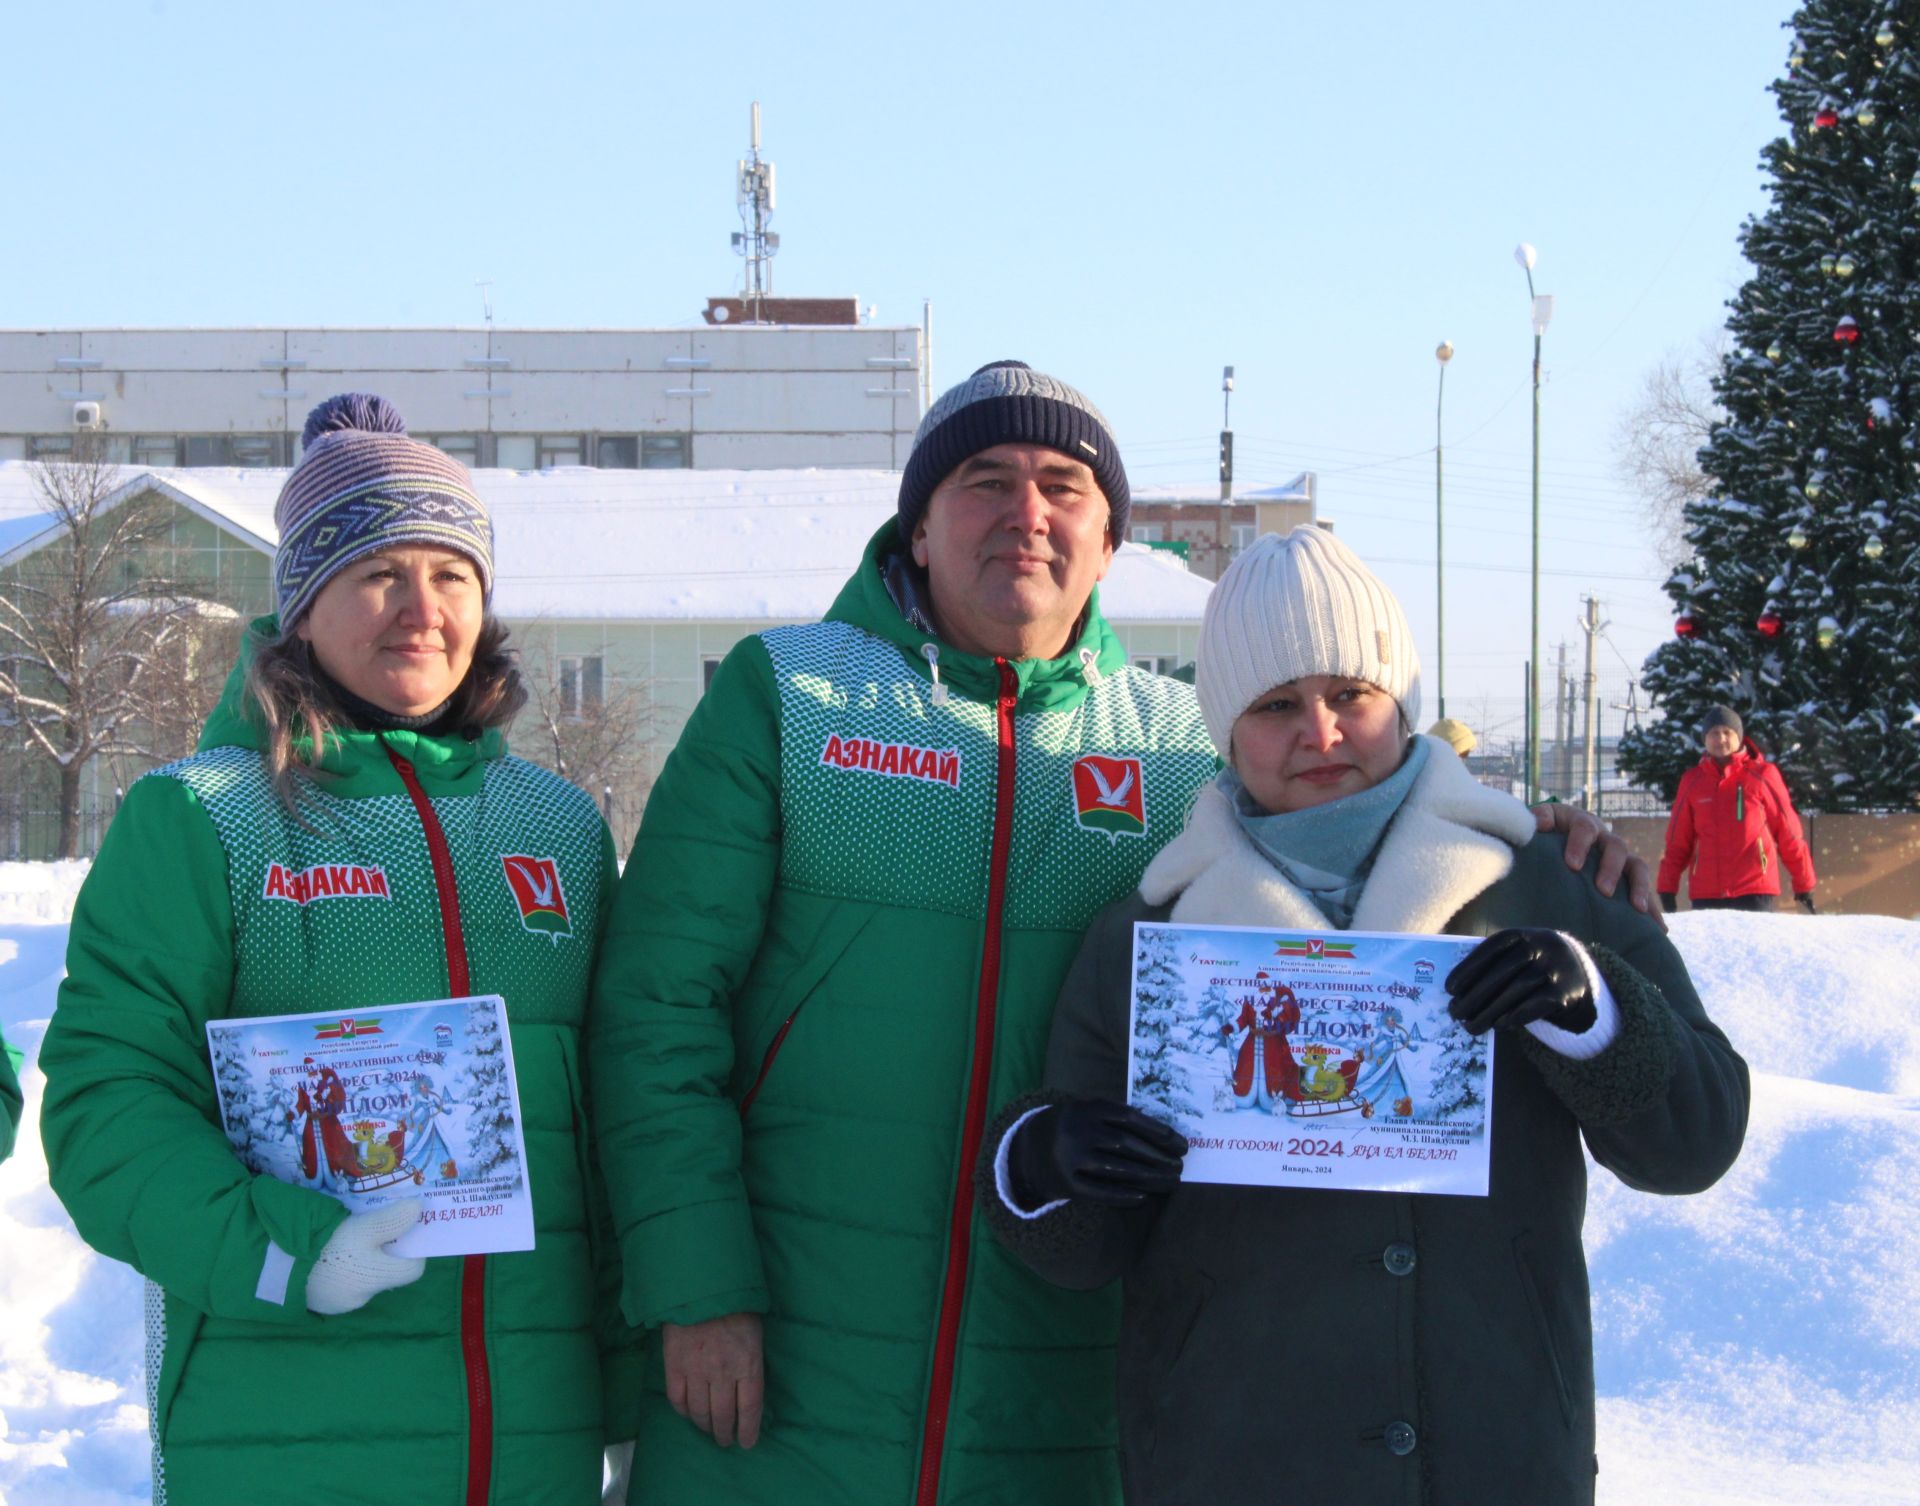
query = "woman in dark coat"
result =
(980, 526, 1748, 1506)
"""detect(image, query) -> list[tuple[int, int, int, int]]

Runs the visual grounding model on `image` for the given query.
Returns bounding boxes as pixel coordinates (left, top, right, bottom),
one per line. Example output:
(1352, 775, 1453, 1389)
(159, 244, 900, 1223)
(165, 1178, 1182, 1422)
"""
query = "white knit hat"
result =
(1195, 525, 1422, 757)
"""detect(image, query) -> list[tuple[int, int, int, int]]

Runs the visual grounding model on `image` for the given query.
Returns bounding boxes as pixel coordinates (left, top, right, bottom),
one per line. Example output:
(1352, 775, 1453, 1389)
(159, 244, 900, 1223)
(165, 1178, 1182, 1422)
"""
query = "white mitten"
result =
(306, 1199, 427, 1315)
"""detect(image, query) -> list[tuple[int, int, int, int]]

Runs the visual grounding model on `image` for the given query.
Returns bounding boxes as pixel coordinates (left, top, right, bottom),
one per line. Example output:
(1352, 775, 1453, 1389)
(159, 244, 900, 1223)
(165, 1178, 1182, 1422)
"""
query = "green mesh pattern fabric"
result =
(153, 748, 606, 1026)
(761, 622, 1218, 930)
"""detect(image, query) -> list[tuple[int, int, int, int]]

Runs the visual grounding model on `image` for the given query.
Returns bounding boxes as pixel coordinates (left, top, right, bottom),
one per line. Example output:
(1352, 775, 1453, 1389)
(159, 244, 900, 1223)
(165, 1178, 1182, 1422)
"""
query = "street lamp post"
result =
(1515, 243, 1554, 803)
(1434, 340, 1454, 722)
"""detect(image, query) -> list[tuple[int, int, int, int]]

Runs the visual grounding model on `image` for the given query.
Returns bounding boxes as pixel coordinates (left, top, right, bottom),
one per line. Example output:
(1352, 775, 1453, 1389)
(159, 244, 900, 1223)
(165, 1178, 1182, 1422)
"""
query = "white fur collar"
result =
(1140, 735, 1539, 932)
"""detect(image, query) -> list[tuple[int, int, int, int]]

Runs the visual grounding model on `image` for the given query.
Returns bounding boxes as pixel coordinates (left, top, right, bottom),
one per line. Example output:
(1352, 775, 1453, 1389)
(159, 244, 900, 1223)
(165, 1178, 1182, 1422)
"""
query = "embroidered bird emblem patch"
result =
(501, 854, 572, 941)
(1071, 754, 1147, 841)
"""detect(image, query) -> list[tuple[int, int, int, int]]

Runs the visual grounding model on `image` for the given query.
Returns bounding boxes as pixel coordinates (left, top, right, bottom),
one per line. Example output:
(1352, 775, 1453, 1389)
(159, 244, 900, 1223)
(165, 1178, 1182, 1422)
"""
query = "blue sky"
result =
(0, 0, 1794, 740)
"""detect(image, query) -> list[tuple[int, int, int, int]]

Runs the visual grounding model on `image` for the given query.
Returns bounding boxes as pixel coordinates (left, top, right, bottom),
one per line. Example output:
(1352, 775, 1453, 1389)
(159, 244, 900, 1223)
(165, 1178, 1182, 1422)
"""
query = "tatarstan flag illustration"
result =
(1276, 937, 1356, 959)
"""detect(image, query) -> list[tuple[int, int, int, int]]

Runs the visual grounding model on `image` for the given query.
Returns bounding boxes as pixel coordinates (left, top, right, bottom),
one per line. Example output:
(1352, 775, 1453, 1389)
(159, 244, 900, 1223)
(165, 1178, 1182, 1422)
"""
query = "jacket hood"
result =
(825, 520, 1129, 712)
(197, 616, 503, 791)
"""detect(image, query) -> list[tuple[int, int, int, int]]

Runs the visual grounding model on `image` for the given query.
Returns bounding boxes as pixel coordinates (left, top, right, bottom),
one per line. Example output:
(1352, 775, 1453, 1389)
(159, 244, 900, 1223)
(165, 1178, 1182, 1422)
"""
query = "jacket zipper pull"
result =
(920, 641, 949, 705)
(1077, 647, 1104, 686)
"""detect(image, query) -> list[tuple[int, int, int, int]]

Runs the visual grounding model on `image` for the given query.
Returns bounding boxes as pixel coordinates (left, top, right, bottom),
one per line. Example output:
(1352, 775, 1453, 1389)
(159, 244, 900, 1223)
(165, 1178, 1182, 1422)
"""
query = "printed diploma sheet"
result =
(1126, 924, 1494, 1196)
(207, 995, 534, 1257)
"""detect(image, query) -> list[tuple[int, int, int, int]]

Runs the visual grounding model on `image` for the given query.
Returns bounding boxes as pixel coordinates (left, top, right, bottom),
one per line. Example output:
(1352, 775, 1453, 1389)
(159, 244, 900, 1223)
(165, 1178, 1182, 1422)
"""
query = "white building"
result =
(0, 315, 926, 473)
(0, 460, 1212, 856)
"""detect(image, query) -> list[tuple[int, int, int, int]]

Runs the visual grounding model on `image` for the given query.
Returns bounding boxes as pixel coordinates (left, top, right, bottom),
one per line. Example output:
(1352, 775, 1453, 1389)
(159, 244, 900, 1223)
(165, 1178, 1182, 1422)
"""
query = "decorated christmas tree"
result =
(1619, 1, 1920, 810)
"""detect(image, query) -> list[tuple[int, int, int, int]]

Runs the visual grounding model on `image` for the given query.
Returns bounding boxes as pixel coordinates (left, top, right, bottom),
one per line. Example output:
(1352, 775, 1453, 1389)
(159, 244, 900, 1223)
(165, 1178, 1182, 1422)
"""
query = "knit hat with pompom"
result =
(271, 393, 493, 627)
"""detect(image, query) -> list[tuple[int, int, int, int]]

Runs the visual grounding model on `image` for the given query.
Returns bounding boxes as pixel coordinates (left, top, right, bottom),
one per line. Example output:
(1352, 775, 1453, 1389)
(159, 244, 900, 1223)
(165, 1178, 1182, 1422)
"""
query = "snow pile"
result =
(1, 874, 1915, 1504)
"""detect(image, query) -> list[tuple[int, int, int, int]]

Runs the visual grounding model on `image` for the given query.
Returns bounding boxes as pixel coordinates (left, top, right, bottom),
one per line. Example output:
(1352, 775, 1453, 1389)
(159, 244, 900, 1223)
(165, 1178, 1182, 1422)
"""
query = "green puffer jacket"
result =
(0, 1029, 20, 1164)
(40, 630, 640, 1506)
(590, 523, 1220, 1505)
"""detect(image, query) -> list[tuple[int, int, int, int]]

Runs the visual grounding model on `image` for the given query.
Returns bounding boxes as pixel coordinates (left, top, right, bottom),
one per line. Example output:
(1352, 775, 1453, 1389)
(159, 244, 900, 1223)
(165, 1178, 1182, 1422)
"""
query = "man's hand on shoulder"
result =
(663, 1311, 764, 1449)
(1532, 803, 1666, 933)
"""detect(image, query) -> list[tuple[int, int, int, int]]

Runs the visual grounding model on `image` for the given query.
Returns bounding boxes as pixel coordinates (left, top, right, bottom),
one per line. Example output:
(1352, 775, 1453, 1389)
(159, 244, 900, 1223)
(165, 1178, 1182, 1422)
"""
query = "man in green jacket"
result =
(590, 361, 1648, 1505)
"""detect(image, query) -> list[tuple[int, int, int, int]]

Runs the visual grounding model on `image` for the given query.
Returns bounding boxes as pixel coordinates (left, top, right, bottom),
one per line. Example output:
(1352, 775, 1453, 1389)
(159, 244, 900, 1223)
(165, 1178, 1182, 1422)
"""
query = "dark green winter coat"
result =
(0, 1029, 20, 1164)
(40, 629, 641, 1506)
(589, 524, 1220, 1505)
(981, 745, 1750, 1506)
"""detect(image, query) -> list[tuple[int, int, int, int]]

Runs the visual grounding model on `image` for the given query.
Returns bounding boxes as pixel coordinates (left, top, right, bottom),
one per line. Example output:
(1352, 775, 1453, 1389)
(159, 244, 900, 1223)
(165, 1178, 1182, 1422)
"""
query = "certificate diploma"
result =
(207, 995, 535, 1258)
(1127, 924, 1493, 1197)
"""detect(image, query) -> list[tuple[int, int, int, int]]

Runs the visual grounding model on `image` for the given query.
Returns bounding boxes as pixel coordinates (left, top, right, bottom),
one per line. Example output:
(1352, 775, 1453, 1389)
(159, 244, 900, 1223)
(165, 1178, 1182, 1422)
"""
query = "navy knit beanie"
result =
(272, 394, 494, 628)
(897, 361, 1130, 543)
(1701, 704, 1744, 740)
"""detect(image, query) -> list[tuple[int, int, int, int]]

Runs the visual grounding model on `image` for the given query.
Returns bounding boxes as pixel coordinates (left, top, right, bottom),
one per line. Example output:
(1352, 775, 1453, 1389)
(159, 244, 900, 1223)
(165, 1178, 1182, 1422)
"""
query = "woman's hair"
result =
(243, 615, 525, 809)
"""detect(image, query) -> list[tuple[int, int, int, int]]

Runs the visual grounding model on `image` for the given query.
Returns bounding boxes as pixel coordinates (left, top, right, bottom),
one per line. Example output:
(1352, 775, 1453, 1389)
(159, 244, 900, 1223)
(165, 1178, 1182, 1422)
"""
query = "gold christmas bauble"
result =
(1766, 342, 1784, 363)
(1816, 616, 1841, 649)
(1856, 105, 1878, 127)
(1837, 254, 1858, 277)
(1804, 478, 1824, 500)
(1789, 527, 1810, 550)
(1820, 254, 1838, 276)
(1864, 534, 1886, 560)
(1876, 22, 1896, 47)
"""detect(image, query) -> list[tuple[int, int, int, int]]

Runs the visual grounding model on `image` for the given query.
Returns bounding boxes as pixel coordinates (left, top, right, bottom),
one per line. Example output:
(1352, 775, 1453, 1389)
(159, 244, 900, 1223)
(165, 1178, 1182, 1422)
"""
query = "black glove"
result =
(1007, 1099, 1188, 1208)
(1795, 892, 1817, 915)
(1658, 892, 1679, 915)
(1445, 928, 1598, 1036)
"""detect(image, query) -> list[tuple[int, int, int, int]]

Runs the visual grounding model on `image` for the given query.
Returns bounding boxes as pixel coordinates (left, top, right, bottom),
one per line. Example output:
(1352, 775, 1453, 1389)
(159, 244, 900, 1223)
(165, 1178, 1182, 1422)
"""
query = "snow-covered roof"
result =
(0, 460, 1213, 624)
(1130, 472, 1314, 505)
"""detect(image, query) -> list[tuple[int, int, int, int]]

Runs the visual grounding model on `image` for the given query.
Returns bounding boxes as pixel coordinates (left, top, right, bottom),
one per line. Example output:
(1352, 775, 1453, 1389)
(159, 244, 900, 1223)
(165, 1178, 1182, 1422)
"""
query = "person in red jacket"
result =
(1658, 705, 1817, 914)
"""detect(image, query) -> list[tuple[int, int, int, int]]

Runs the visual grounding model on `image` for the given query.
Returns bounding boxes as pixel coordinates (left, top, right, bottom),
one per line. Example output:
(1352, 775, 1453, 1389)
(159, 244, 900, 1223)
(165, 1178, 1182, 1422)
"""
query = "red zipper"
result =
(912, 659, 1019, 1506)
(386, 744, 494, 1506)
(739, 1009, 801, 1119)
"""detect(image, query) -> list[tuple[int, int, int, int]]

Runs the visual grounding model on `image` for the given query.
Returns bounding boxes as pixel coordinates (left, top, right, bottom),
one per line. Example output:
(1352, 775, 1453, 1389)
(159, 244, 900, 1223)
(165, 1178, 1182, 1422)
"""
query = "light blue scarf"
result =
(1221, 736, 1431, 928)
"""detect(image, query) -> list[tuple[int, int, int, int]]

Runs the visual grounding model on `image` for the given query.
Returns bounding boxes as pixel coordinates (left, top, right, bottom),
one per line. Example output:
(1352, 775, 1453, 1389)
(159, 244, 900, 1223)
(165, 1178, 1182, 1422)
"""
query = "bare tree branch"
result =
(0, 436, 237, 855)
(1611, 332, 1726, 570)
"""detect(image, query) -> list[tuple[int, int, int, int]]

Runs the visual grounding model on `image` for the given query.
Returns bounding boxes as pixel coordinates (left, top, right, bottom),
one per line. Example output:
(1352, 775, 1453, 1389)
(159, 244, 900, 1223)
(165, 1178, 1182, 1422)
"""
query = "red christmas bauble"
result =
(1815, 108, 1840, 129)
(1675, 614, 1700, 639)
(1835, 316, 1860, 343)
(1756, 610, 1784, 638)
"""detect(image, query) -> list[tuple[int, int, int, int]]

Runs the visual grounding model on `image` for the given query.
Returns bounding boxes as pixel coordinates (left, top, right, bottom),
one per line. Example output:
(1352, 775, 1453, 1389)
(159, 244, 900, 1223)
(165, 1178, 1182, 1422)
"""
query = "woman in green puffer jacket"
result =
(40, 396, 638, 1506)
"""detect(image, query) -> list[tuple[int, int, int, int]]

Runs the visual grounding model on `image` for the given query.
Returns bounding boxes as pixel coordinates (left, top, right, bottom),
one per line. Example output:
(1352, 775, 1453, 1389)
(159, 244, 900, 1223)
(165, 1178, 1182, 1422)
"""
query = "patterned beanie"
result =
(272, 393, 494, 628)
(1195, 525, 1422, 758)
(897, 360, 1130, 543)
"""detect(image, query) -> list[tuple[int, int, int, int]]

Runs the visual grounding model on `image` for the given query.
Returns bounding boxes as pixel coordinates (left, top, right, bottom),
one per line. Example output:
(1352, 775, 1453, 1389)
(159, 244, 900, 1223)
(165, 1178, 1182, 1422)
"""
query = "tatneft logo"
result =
(1071, 754, 1147, 840)
(263, 862, 391, 905)
(501, 854, 573, 941)
(818, 733, 961, 790)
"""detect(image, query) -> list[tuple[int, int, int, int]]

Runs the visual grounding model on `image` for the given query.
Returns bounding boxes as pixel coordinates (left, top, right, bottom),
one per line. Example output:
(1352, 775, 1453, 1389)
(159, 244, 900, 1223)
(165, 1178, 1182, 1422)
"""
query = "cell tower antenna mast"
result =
(732, 101, 779, 321)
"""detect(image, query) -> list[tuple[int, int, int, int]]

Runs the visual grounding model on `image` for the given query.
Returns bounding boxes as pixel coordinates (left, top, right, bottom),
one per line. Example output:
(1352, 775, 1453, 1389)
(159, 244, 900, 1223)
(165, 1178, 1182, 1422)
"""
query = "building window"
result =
(642, 433, 691, 469)
(702, 654, 724, 692)
(1131, 523, 1164, 544)
(596, 436, 639, 468)
(133, 435, 179, 467)
(1131, 655, 1174, 675)
(181, 434, 282, 467)
(425, 434, 480, 465)
(27, 435, 72, 460)
(496, 435, 537, 470)
(558, 655, 604, 717)
(1230, 523, 1257, 553)
(538, 435, 585, 469)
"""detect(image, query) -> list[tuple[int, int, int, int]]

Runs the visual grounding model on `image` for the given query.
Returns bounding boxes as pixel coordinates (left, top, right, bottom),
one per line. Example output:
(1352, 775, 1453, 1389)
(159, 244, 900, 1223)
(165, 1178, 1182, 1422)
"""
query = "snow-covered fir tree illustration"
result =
(1129, 928, 1204, 1126)
(455, 997, 523, 1187)
(1422, 1023, 1490, 1123)
(209, 1026, 264, 1173)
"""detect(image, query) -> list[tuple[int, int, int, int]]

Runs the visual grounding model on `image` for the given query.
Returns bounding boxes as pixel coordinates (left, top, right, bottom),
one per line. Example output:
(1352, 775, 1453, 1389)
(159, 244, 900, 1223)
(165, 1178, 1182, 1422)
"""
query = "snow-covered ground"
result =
(1, 860, 1915, 1505)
